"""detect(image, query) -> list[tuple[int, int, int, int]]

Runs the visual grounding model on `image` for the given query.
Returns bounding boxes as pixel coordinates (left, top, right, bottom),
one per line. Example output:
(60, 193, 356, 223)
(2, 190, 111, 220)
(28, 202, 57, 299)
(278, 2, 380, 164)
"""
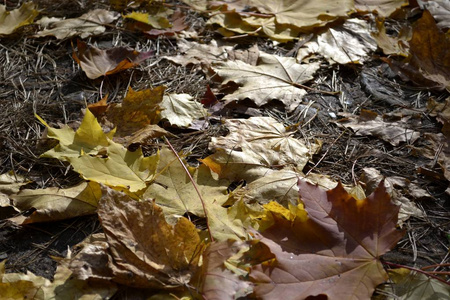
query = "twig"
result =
(164, 137, 214, 242)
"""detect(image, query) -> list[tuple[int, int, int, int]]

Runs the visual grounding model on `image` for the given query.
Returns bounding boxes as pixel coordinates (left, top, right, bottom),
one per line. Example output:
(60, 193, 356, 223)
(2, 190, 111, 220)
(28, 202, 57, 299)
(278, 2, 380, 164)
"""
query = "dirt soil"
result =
(0, 0, 449, 298)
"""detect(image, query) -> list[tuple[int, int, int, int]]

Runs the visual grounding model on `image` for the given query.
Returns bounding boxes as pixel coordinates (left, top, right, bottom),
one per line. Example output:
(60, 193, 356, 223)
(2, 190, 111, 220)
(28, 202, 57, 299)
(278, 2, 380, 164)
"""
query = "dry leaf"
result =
(372, 19, 410, 56)
(124, 6, 173, 29)
(380, 268, 450, 299)
(207, 117, 319, 178)
(201, 241, 254, 299)
(297, 19, 378, 64)
(336, 109, 421, 146)
(212, 52, 320, 111)
(421, 0, 450, 29)
(73, 40, 153, 79)
(250, 179, 404, 299)
(355, 0, 408, 17)
(427, 97, 450, 137)
(0, 2, 38, 36)
(144, 11, 188, 37)
(35, 9, 120, 39)
(97, 186, 203, 288)
(160, 93, 208, 127)
(9, 181, 101, 224)
(106, 86, 164, 137)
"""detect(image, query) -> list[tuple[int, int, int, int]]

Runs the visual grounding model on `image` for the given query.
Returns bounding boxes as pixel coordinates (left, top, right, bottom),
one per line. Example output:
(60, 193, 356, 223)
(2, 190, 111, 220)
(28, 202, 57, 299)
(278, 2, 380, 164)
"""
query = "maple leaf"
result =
(336, 109, 421, 146)
(207, 0, 353, 41)
(9, 181, 101, 224)
(144, 148, 246, 241)
(144, 11, 188, 37)
(34, 9, 120, 39)
(160, 93, 208, 127)
(106, 86, 164, 137)
(0, 2, 38, 36)
(249, 179, 404, 299)
(72, 40, 153, 79)
(212, 52, 320, 111)
(96, 186, 204, 288)
(297, 19, 377, 65)
(354, 0, 408, 17)
(203, 117, 320, 181)
(38, 109, 159, 193)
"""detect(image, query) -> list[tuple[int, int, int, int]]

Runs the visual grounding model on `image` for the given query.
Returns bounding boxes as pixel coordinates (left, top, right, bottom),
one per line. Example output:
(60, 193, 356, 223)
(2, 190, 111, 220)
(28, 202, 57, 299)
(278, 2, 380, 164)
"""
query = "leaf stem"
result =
(164, 137, 215, 242)
(381, 260, 450, 286)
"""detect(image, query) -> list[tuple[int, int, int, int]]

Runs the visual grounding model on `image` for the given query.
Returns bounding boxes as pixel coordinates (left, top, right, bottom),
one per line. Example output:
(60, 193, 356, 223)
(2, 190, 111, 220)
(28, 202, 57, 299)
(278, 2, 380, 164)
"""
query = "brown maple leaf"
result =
(72, 40, 153, 79)
(249, 179, 405, 299)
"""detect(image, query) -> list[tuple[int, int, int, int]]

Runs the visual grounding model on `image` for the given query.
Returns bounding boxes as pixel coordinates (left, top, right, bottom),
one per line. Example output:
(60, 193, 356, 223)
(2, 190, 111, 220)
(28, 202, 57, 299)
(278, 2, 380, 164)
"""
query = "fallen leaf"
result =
(72, 40, 153, 79)
(144, 11, 188, 37)
(355, 0, 408, 17)
(380, 268, 450, 299)
(0, 172, 27, 219)
(422, 0, 450, 30)
(0, 256, 117, 299)
(124, 6, 173, 29)
(144, 148, 246, 241)
(0, 2, 38, 36)
(372, 19, 410, 56)
(208, 117, 319, 177)
(212, 52, 320, 111)
(160, 93, 208, 127)
(164, 39, 232, 68)
(87, 94, 109, 117)
(360, 167, 427, 225)
(386, 10, 450, 90)
(297, 19, 378, 64)
(9, 181, 101, 224)
(336, 109, 421, 146)
(427, 97, 450, 137)
(201, 241, 254, 299)
(107, 86, 164, 137)
(97, 186, 204, 288)
(34, 9, 120, 39)
(207, 0, 354, 41)
(38, 109, 159, 193)
(249, 179, 404, 299)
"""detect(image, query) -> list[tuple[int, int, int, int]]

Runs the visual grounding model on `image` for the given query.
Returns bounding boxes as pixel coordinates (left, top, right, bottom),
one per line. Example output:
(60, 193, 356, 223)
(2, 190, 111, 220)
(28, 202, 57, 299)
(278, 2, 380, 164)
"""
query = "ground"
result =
(0, 0, 449, 298)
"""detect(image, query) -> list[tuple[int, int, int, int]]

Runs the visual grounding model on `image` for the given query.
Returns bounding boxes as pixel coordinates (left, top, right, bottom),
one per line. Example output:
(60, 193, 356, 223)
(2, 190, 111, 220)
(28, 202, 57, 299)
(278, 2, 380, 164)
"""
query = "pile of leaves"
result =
(0, 0, 449, 299)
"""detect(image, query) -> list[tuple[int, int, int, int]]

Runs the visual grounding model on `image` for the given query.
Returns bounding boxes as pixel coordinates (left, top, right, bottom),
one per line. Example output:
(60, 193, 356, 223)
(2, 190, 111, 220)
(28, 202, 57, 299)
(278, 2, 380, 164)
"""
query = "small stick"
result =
(382, 260, 450, 286)
(164, 137, 214, 242)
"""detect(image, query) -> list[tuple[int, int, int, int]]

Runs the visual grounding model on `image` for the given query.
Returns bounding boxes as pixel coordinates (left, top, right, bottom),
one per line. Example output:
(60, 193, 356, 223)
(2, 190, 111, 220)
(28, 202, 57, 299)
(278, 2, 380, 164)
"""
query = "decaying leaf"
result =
(380, 268, 450, 299)
(207, 0, 354, 41)
(72, 40, 153, 79)
(385, 10, 450, 90)
(427, 97, 450, 137)
(201, 240, 254, 299)
(360, 167, 427, 225)
(106, 86, 164, 137)
(355, 0, 408, 17)
(9, 181, 101, 224)
(97, 186, 204, 288)
(160, 93, 208, 127)
(372, 19, 410, 56)
(0, 2, 38, 35)
(0, 259, 117, 299)
(421, 0, 450, 30)
(297, 19, 378, 64)
(249, 179, 404, 299)
(336, 109, 421, 146)
(0, 172, 28, 219)
(38, 109, 159, 193)
(144, 11, 188, 37)
(205, 117, 319, 182)
(35, 9, 120, 39)
(124, 6, 173, 29)
(164, 39, 233, 68)
(213, 53, 320, 111)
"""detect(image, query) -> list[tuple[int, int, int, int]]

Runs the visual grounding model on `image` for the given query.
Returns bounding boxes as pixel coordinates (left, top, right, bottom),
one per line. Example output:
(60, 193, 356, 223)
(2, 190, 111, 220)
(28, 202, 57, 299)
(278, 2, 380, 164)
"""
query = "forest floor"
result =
(0, 0, 449, 299)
